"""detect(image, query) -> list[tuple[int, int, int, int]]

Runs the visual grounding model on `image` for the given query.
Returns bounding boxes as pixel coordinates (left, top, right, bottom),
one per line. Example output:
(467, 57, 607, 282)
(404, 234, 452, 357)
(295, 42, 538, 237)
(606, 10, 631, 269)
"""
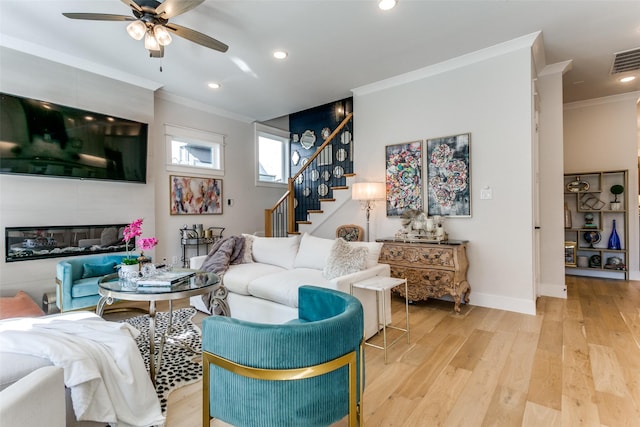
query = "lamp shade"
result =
(126, 20, 146, 40)
(352, 182, 386, 201)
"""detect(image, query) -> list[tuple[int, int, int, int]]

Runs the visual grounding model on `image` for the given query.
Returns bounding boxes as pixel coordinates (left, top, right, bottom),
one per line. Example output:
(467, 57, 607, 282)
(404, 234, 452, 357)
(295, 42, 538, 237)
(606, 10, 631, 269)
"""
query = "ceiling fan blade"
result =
(120, 0, 143, 13)
(165, 23, 228, 53)
(156, 0, 204, 19)
(62, 13, 134, 22)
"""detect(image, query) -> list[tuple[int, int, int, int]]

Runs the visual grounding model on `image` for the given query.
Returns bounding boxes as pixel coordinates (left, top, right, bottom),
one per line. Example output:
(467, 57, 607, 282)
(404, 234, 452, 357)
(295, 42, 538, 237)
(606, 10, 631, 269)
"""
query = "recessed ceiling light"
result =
(619, 76, 636, 83)
(273, 50, 288, 60)
(378, 0, 397, 10)
(208, 82, 221, 89)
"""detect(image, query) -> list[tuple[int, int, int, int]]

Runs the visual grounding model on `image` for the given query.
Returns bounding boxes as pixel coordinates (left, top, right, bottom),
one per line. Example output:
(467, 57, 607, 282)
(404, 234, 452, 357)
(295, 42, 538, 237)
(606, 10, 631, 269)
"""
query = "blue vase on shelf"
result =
(607, 219, 621, 250)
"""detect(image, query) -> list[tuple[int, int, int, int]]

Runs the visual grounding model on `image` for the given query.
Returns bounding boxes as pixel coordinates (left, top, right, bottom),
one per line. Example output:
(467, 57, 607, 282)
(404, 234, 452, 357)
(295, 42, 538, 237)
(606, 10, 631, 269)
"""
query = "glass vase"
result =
(607, 219, 621, 250)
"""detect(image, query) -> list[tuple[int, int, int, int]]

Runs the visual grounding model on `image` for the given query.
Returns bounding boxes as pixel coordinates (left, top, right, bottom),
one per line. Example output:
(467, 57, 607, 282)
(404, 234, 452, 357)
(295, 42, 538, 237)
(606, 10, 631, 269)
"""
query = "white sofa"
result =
(190, 233, 391, 339)
(0, 366, 65, 427)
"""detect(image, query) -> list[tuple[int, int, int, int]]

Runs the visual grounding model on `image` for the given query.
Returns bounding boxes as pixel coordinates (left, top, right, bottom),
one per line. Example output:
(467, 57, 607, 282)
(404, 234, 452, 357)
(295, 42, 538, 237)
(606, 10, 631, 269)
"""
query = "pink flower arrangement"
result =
(122, 218, 157, 264)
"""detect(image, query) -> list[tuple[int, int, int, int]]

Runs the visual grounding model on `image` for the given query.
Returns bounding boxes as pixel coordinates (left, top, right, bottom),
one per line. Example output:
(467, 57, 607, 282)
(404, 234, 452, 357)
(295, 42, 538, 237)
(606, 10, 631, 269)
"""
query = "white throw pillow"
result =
(294, 233, 335, 270)
(348, 241, 383, 268)
(241, 234, 255, 263)
(251, 235, 300, 269)
(323, 238, 368, 280)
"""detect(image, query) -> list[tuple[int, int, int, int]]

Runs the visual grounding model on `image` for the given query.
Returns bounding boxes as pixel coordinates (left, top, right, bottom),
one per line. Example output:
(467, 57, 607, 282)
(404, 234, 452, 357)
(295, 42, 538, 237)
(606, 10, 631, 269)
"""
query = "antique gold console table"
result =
(377, 239, 470, 313)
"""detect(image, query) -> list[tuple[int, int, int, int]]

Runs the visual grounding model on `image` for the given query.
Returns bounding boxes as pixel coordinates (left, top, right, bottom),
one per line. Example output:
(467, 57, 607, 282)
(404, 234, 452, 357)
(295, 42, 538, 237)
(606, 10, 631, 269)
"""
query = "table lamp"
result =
(352, 182, 386, 241)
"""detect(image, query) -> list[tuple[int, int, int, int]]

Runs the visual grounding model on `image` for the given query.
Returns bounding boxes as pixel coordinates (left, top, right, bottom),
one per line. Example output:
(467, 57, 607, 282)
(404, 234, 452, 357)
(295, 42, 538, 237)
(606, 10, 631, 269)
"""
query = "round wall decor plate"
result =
(318, 184, 329, 197)
(291, 150, 300, 166)
(311, 169, 319, 181)
(333, 165, 344, 178)
(295, 175, 303, 184)
(321, 127, 331, 140)
(322, 170, 331, 181)
(341, 130, 351, 145)
(303, 187, 311, 197)
(336, 148, 348, 162)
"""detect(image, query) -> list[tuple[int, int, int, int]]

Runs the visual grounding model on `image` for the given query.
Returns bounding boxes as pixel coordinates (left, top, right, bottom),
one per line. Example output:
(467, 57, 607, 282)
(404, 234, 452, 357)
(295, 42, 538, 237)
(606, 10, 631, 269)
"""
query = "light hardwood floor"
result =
(159, 276, 640, 427)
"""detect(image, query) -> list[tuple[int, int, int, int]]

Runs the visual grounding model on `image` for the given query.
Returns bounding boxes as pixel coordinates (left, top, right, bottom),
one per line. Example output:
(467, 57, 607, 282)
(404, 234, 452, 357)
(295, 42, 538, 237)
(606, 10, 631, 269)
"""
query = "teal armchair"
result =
(55, 254, 127, 312)
(202, 285, 365, 427)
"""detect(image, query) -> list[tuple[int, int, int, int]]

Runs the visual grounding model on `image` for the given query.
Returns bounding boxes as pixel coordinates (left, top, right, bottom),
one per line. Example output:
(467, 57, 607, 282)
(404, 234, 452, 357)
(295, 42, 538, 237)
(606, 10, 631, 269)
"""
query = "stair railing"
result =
(264, 112, 353, 237)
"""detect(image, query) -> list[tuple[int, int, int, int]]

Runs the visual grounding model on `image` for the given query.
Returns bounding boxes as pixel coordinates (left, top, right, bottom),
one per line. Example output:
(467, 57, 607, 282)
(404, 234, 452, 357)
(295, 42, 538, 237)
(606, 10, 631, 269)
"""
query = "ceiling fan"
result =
(62, 0, 228, 58)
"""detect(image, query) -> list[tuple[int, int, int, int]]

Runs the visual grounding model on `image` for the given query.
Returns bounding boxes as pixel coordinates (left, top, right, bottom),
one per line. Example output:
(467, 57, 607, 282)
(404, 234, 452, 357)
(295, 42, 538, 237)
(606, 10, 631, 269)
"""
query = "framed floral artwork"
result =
(385, 141, 422, 216)
(426, 133, 471, 217)
(170, 175, 223, 215)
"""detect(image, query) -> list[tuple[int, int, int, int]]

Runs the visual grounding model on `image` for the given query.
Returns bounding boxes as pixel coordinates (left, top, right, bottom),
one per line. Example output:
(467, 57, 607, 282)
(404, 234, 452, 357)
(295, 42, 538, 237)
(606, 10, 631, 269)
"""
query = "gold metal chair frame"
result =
(202, 340, 365, 427)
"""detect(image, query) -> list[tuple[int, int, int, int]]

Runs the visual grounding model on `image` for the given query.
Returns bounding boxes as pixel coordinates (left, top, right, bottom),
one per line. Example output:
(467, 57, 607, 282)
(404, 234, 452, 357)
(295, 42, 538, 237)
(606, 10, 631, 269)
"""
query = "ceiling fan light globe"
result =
(144, 31, 160, 51)
(126, 20, 146, 40)
(153, 25, 172, 46)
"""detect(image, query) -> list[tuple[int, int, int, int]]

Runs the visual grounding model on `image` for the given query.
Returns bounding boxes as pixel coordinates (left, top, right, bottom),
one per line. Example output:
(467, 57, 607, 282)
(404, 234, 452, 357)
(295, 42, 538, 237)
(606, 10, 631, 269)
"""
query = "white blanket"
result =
(0, 312, 165, 427)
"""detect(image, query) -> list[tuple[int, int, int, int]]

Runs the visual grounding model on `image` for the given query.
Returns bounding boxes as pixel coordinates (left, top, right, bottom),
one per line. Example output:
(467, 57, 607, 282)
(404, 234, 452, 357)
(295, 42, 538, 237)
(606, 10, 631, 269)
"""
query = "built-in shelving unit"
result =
(564, 170, 628, 279)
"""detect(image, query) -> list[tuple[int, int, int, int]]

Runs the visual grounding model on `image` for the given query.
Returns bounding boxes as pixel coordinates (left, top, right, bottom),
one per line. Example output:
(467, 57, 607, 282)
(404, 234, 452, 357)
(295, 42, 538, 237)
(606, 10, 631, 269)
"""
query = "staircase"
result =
(296, 173, 356, 236)
(264, 113, 354, 237)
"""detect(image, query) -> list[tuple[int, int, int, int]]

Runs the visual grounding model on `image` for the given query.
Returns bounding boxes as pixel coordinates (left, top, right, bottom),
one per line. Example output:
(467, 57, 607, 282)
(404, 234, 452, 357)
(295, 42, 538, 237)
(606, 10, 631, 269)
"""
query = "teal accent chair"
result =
(202, 285, 365, 427)
(55, 254, 127, 312)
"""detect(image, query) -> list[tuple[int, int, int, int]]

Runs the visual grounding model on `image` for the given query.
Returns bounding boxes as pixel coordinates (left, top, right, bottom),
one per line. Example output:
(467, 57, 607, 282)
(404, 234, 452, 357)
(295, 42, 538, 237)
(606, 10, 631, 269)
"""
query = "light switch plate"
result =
(480, 188, 492, 200)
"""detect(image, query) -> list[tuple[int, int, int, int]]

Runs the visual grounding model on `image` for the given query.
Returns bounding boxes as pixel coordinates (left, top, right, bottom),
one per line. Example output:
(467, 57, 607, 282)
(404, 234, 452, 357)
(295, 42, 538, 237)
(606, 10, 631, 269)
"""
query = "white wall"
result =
(564, 92, 640, 280)
(151, 94, 284, 266)
(0, 48, 155, 302)
(346, 37, 538, 315)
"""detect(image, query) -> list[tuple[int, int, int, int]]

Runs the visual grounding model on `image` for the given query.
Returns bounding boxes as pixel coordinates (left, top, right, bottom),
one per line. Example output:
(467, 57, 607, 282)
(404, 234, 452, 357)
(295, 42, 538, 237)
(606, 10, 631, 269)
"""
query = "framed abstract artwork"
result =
(426, 133, 471, 217)
(385, 141, 422, 216)
(170, 175, 223, 215)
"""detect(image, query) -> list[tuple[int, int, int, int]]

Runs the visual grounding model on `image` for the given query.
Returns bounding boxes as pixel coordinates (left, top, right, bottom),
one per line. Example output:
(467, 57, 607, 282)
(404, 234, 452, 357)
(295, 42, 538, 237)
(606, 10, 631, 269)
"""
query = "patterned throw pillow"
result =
(323, 238, 368, 280)
(241, 234, 255, 263)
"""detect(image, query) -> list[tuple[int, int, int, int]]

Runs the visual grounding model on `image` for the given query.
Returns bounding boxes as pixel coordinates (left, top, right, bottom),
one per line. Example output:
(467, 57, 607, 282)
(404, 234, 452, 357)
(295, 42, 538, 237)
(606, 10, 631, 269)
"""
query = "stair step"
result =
(296, 221, 312, 225)
(307, 210, 324, 214)
(319, 198, 336, 202)
(288, 231, 301, 235)
(344, 173, 356, 177)
(331, 186, 349, 190)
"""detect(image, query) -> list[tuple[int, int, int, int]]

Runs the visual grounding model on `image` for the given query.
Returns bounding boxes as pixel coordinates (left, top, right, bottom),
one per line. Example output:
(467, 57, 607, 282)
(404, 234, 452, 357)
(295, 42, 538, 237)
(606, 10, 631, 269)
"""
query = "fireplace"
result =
(5, 224, 131, 262)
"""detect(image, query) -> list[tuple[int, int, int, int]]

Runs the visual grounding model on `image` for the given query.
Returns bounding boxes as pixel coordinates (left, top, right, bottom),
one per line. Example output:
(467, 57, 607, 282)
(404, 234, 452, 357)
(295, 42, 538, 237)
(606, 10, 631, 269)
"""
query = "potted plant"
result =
(610, 184, 624, 210)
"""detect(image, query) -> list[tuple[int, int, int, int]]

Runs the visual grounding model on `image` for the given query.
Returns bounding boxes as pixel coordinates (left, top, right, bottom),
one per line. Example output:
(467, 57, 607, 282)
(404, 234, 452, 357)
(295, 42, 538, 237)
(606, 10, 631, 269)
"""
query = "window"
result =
(255, 123, 290, 187)
(165, 124, 224, 175)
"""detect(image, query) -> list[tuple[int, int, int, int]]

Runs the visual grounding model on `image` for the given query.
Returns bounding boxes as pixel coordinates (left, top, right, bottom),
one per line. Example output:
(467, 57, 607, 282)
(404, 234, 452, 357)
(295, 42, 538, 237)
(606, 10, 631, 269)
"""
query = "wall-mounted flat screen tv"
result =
(0, 92, 148, 183)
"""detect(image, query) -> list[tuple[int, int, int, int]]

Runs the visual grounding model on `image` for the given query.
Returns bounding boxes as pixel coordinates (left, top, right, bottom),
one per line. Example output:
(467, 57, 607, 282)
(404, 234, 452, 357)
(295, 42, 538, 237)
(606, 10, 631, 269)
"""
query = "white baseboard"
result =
(538, 282, 567, 299)
(470, 292, 537, 316)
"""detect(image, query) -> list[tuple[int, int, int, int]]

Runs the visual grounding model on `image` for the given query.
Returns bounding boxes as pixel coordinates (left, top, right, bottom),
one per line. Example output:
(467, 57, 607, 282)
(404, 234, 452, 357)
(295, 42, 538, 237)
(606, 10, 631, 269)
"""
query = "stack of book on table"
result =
(136, 270, 196, 287)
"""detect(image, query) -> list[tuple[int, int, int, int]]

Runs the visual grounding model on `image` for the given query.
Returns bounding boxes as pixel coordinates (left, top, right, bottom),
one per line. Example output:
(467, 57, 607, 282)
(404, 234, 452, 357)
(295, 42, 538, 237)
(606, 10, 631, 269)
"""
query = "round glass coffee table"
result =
(97, 270, 227, 385)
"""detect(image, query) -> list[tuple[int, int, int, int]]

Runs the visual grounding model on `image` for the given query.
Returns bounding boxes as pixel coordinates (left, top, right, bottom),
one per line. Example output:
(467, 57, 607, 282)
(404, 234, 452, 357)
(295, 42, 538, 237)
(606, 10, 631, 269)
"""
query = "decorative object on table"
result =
(352, 182, 386, 241)
(579, 193, 605, 210)
(120, 218, 157, 277)
(577, 256, 589, 268)
(566, 176, 589, 192)
(583, 230, 601, 248)
(564, 203, 572, 229)
(400, 209, 447, 241)
(122, 218, 144, 267)
(385, 141, 422, 216)
(589, 254, 601, 267)
(607, 219, 621, 250)
(583, 212, 597, 228)
(564, 241, 577, 266)
(609, 184, 624, 210)
(426, 133, 471, 217)
(604, 256, 626, 270)
(170, 175, 222, 215)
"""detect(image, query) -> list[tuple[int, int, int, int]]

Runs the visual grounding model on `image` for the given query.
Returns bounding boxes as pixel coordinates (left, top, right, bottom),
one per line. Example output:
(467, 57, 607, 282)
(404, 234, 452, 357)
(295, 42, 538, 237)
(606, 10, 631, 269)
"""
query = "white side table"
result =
(351, 276, 409, 363)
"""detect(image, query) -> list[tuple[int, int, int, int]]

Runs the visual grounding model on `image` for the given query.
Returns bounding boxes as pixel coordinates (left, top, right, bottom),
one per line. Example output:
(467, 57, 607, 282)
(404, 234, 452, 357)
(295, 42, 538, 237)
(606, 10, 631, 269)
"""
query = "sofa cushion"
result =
(70, 278, 101, 298)
(248, 268, 331, 308)
(324, 238, 367, 280)
(224, 263, 286, 295)
(348, 241, 383, 269)
(251, 235, 300, 269)
(241, 234, 255, 263)
(81, 261, 117, 279)
(0, 353, 51, 391)
(294, 233, 335, 270)
(0, 292, 45, 320)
